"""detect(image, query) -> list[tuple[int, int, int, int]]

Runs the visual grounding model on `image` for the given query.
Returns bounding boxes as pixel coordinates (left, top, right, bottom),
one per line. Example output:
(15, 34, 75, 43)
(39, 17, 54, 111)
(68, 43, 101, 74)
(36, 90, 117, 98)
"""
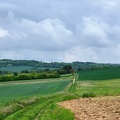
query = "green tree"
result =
(13, 72, 18, 76)
(63, 65, 72, 74)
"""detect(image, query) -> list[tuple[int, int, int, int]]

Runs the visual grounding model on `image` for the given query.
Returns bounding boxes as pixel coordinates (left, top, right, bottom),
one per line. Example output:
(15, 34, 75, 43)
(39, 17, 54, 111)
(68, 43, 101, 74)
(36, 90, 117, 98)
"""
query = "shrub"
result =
(82, 93, 96, 98)
(18, 74, 30, 80)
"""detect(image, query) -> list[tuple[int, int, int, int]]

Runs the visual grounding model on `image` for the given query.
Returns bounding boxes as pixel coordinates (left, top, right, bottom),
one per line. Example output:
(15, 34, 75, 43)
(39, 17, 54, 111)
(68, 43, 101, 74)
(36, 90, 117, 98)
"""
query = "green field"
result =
(0, 66, 33, 72)
(34, 67, 60, 70)
(0, 77, 75, 120)
(74, 79, 120, 97)
(78, 68, 120, 80)
(0, 68, 120, 120)
(0, 66, 60, 72)
(0, 78, 71, 103)
(76, 68, 120, 96)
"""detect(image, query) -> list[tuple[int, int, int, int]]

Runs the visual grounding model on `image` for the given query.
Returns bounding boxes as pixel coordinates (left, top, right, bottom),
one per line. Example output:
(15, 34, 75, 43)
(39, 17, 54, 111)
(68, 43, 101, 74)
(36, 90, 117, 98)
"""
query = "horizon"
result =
(0, 58, 120, 64)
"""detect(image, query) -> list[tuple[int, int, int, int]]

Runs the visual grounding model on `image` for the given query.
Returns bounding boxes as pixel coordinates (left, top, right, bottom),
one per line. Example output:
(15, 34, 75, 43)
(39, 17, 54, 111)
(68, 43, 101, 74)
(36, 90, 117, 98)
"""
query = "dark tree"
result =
(21, 70, 29, 73)
(0, 70, 2, 75)
(63, 65, 72, 74)
(13, 72, 18, 76)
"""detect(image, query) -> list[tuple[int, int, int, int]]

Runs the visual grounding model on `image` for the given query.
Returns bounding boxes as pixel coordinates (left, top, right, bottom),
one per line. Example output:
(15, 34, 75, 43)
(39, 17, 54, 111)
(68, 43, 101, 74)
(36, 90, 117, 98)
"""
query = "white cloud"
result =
(0, 28, 9, 38)
(63, 45, 104, 63)
(76, 16, 111, 48)
(62, 15, 120, 63)
(0, 14, 74, 52)
(0, 0, 120, 63)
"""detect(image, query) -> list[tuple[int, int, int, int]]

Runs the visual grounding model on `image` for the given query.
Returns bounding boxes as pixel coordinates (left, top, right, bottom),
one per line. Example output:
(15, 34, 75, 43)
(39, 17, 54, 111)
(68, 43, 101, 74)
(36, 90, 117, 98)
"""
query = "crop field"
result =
(78, 67, 120, 80)
(0, 66, 34, 72)
(0, 78, 71, 103)
(74, 68, 120, 96)
(33, 67, 60, 70)
(74, 78, 120, 97)
(0, 66, 60, 72)
(58, 70, 120, 120)
(59, 96, 120, 120)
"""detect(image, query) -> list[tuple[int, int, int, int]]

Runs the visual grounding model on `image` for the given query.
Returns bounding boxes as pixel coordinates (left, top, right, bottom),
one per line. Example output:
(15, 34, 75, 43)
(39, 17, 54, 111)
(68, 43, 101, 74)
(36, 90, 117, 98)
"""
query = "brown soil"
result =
(58, 96, 120, 120)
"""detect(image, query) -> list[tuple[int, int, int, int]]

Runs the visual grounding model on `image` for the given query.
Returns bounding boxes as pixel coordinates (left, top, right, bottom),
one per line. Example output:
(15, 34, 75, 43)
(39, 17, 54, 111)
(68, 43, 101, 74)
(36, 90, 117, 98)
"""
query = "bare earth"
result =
(58, 96, 120, 120)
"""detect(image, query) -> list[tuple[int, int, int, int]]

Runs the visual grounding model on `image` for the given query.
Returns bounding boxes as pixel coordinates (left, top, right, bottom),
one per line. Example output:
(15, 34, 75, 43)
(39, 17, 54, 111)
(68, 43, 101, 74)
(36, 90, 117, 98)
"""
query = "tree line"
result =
(0, 71, 60, 82)
(1, 59, 120, 70)
(0, 65, 74, 82)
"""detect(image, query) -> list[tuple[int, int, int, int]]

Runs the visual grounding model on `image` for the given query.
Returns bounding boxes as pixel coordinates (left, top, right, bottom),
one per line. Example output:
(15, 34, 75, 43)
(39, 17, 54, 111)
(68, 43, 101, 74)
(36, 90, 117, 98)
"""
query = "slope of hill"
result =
(0, 59, 120, 72)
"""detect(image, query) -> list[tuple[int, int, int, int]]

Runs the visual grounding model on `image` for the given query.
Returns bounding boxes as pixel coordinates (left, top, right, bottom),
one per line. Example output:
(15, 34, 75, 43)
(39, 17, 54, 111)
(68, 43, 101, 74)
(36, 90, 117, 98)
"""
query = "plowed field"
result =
(58, 96, 120, 120)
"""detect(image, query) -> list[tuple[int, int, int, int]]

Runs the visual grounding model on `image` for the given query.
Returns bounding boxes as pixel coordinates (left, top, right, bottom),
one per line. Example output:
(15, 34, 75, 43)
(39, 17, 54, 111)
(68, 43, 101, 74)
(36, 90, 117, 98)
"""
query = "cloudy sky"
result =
(0, 0, 120, 63)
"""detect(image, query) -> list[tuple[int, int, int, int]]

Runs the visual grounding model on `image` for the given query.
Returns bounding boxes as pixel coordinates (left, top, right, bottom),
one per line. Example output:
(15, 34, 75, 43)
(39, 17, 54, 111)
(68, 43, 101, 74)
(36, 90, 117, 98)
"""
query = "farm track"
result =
(4, 94, 63, 120)
(34, 95, 63, 120)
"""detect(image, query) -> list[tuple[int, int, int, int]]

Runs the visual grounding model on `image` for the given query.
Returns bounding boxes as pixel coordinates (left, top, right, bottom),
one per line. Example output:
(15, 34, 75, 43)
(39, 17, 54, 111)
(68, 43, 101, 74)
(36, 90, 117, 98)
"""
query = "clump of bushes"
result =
(82, 93, 96, 98)
(0, 71, 60, 82)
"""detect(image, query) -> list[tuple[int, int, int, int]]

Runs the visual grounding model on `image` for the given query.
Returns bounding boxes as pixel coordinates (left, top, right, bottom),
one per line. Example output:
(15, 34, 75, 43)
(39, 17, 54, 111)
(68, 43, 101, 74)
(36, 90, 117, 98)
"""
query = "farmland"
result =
(73, 68, 120, 96)
(0, 68, 120, 120)
(0, 66, 59, 72)
(78, 67, 120, 80)
(0, 66, 33, 72)
(0, 76, 76, 120)
(0, 78, 71, 103)
(59, 96, 120, 120)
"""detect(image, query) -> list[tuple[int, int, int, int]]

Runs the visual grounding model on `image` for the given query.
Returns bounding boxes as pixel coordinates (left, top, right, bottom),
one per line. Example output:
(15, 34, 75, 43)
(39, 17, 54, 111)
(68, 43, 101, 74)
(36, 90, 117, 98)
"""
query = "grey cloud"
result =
(0, 0, 120, 63)
(76, 16, 112, 48)
(0, 16, 74, 51)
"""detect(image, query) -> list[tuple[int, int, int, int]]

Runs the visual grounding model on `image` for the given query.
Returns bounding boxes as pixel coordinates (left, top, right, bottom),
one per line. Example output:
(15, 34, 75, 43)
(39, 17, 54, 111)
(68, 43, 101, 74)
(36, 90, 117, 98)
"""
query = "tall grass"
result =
(39, 104, 74, 120)
(69, 83, 77, 93)
(0, 94, 77, 120)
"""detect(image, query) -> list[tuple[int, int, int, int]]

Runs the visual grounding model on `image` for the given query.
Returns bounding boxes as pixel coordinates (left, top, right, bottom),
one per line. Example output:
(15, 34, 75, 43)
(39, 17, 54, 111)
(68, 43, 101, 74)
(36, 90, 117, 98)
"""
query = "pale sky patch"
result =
(0, 29, 9, 38)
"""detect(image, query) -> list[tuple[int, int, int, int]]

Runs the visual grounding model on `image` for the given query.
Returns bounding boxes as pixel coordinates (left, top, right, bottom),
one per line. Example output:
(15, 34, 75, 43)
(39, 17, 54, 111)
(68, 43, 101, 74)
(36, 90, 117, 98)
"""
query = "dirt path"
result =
(58, 96, 120, 120)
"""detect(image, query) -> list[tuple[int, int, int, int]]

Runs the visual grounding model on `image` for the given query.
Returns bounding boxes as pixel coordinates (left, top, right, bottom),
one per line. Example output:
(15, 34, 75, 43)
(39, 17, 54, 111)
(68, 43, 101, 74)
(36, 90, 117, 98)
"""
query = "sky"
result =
(0, 0, 120, 63)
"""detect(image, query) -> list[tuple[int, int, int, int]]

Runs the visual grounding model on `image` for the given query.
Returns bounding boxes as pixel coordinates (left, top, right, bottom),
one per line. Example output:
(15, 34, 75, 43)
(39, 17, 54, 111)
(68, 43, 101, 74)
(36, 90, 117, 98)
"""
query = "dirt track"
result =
(58, 96, 120, 120)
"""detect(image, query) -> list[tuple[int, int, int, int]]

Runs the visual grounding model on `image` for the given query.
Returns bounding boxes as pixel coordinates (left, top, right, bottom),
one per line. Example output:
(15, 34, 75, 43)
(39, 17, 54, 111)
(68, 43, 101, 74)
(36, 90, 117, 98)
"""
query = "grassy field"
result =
(76, 68, 120, 96)
(74, 79, 120, 97)
(0, 93, 77, 120)
(0, 68, 120, 120)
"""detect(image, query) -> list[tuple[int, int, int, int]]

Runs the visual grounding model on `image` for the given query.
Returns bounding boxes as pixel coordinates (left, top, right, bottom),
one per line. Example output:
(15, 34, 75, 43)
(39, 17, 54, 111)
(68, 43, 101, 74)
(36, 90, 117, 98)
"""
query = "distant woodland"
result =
(0, 59, 120, 71)
(0, 59, 120, 82)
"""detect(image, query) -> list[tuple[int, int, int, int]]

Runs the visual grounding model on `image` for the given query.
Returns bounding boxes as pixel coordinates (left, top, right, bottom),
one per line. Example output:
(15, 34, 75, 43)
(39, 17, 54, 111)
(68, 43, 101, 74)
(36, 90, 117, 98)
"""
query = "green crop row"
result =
(78, 68, 120, 80)
(0, 80, 71, 102)
(0, 66, 33, 72)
